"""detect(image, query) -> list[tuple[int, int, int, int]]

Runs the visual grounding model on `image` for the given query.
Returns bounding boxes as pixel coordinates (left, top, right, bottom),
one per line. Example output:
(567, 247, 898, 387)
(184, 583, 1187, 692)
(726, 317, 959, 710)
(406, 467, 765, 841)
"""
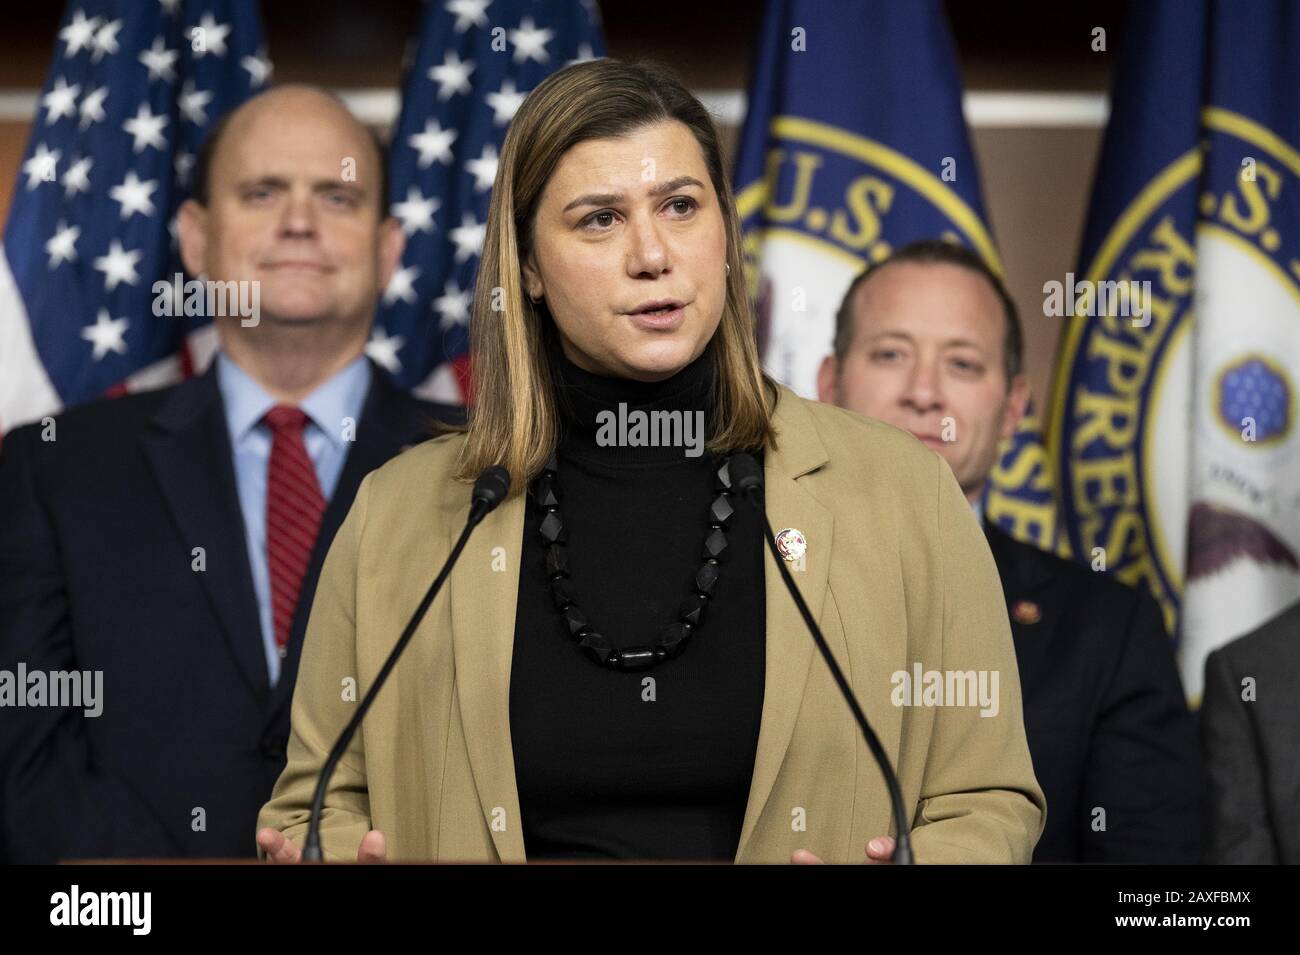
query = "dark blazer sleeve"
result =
(0, 425, 181, 863)
(1080, 588, 1203, 862)
(1200, 645, 1276, 863)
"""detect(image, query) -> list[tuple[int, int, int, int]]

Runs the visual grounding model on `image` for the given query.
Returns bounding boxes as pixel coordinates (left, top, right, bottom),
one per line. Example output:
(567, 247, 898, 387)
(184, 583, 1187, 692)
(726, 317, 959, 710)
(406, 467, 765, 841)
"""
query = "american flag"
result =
(367, 0, 605, 405)
(0, 0, 269, 435)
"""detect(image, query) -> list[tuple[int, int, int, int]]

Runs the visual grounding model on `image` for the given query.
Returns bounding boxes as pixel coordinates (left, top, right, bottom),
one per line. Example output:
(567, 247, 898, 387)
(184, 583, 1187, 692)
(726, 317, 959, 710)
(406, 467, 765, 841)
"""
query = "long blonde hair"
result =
(450, 58, 778, 493)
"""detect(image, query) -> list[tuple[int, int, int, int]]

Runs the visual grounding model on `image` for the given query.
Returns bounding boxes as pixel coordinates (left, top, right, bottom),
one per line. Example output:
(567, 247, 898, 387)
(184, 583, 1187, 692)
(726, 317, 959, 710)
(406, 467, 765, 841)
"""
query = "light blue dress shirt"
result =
(216, 352, 372, 686)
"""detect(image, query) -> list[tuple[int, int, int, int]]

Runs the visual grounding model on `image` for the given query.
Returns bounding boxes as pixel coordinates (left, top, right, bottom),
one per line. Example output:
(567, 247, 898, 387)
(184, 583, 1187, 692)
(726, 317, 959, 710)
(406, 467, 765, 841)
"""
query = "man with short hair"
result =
(0, 85, 461, 862)
(818, 239, 1202, 862)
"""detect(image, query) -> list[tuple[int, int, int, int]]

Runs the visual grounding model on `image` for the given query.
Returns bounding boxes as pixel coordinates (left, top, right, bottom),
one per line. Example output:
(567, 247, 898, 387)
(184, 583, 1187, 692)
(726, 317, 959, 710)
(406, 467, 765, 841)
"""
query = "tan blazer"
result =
(258, 385, 1046, 863)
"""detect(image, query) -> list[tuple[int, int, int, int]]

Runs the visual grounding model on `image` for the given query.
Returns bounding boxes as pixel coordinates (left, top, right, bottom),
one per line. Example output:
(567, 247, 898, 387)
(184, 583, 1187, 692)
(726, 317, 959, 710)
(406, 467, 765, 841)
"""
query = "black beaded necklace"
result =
(531, 451, 737, 671)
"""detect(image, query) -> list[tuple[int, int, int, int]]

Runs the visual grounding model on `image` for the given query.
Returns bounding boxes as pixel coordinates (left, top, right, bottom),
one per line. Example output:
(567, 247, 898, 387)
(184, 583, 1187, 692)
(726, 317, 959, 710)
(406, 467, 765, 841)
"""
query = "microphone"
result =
(728, 452, 914, 865)
(302, 465, 511, 861)
(470, 465, 511, 518)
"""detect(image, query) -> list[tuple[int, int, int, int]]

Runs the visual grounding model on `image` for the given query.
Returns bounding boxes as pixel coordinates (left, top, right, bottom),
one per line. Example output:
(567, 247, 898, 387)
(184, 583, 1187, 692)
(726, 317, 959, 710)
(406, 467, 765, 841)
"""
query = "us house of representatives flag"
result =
(0, 0, 269, 436)
(733, 0, 1058, 549)
(368, 0, 604, 405)
(1048, 0, 1300, 701)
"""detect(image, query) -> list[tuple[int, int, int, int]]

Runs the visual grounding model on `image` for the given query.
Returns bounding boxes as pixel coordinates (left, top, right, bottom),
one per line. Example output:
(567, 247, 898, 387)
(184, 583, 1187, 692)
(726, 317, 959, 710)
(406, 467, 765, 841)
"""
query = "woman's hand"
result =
(257, 827, 387, 863)
(791, 836, 895, 864)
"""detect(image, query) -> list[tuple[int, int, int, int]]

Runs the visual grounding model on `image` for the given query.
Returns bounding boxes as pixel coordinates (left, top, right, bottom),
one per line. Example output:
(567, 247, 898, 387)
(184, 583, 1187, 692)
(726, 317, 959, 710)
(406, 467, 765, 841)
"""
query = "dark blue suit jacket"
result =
(0, 360, 462, 862)
(984, 521, 1204, 862)
(1201, 600, 1300, 864)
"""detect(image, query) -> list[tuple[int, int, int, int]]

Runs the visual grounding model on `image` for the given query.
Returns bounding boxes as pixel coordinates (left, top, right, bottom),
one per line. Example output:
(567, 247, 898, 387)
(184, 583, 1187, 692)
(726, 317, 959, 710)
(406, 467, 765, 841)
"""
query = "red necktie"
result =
(263, 405, 326, 654)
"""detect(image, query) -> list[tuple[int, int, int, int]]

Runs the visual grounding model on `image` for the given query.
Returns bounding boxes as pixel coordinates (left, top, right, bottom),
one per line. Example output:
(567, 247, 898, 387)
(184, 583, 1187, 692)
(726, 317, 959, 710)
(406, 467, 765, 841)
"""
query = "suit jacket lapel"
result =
(982, 520, 1062, 689)
(141, 365, 267, 698)
(734, 388, 831, 862)
(447, 482, 528, 862)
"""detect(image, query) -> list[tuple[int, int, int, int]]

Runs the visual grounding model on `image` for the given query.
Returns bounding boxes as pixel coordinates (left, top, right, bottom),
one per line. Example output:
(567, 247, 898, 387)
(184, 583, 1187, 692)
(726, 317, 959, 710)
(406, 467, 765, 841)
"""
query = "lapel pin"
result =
(775, 527, 807, 563)
(1011, 600, 1042, 625)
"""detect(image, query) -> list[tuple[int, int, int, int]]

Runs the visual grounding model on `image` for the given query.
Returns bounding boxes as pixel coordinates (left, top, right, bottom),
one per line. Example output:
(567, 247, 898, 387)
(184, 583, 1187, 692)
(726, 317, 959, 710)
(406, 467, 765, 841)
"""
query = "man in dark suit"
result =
(818, 238, 1203, 862)
(0, 85, 461, 862)
(1201, 600, 1300, 863)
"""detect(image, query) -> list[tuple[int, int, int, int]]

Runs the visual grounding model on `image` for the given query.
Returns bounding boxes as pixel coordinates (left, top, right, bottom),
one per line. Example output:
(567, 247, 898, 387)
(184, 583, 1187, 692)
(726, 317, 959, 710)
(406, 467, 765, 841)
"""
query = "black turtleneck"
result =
(508, 350, 766, 861)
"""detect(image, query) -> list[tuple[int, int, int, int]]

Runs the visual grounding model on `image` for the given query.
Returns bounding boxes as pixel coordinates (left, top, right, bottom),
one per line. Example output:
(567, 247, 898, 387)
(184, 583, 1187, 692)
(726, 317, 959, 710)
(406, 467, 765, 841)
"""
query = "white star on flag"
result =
(175, 150, 195, 185)
(428, 50, 474, 100)
(78, 84, 108, 129)
(138, 37, 179, 83)
(179, 80, 214, 125)
(22, 143, 60, 189)
(191, 13, 232, 58)
(91, 18, 123, 62)
(241, 49, 272, 87)
(487, 79, 527, 125)
(567, 43, 597, 66)
(450, 212, 485, 264)
(434, 280, 472, 329)
(60, 10, 101, 58)
(466, 143, 499, 193)
(391, 186, 440, 235)
(93, 239, 143, 291)
(122, 103, 168, 153)
(45, 220, 80, 268)
(61, 155, 93, 197)
(42, 77, 80, 125)
(366, 327, 405, 373)
(446, 0, 491, 34)
(82, 309, 130, 360)
(109, 171, 159, 220)
(509, 17, 554, 64)
(383, 264, 421, 305)
(408, 119, 457, 168)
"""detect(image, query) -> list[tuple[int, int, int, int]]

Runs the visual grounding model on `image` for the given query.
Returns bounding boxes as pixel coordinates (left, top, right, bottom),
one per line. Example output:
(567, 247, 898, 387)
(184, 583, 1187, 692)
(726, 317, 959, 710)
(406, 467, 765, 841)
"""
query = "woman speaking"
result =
(257, 58, 1045, 863)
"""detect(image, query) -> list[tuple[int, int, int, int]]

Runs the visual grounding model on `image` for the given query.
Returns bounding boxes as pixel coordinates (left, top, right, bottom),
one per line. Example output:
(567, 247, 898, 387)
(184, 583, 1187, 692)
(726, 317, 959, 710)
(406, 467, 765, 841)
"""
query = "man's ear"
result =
(376, 216, 405, 292)
(1000, 372, 1030, 441)
(176, 198, 208, 278)
(815, 354, 840, 405)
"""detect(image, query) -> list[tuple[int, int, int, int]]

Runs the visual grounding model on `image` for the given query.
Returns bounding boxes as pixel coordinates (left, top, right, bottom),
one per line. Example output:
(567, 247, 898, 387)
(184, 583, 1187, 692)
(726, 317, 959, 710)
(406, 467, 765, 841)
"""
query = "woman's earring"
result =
(725, 263, 731, 276)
